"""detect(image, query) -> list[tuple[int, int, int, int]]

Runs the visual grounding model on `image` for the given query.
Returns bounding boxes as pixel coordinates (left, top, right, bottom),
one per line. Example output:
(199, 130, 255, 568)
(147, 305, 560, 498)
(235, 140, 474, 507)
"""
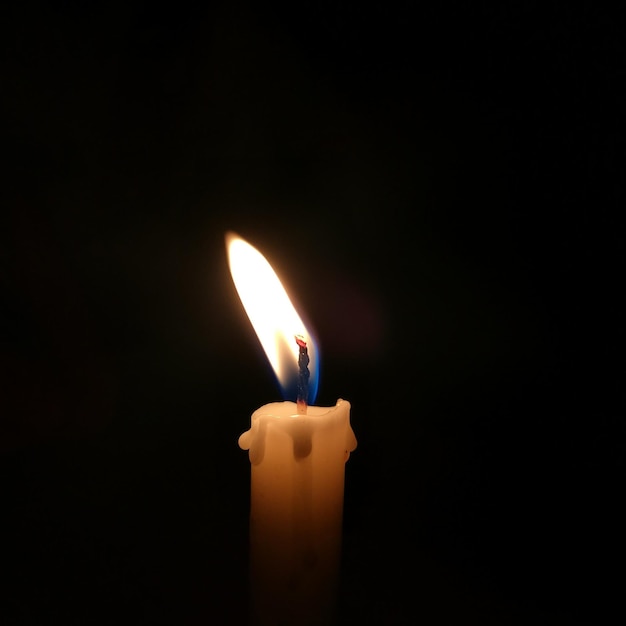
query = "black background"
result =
(2, 2, 624, 625)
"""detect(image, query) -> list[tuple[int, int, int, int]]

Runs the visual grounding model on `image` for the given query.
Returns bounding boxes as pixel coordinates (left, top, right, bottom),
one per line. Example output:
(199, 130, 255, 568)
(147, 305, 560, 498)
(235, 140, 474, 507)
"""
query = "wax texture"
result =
(239, 399, 357, 626)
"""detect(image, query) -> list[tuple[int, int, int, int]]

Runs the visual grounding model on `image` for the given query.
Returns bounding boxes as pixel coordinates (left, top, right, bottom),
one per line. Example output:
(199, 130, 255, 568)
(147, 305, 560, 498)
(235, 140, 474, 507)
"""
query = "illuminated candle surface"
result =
(226, 232, 357, 626)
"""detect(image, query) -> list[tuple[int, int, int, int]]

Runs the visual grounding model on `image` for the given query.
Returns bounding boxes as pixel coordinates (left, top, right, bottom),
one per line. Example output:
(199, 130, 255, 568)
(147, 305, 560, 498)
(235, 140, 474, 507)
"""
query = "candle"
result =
(226, 232, 357, 626)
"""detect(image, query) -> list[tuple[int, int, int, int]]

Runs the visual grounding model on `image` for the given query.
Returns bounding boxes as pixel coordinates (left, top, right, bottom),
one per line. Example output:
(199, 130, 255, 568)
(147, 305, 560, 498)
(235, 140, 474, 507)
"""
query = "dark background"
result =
(2, 2, 624, 625)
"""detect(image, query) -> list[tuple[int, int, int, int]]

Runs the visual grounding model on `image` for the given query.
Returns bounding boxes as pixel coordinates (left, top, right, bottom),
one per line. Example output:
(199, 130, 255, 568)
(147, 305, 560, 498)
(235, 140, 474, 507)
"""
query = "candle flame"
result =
(226, 232, 319, 403)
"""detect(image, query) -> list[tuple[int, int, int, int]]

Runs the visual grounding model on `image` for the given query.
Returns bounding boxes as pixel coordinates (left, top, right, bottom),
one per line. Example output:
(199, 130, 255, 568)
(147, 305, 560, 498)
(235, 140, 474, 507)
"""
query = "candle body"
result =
(239, 399, 357, 626)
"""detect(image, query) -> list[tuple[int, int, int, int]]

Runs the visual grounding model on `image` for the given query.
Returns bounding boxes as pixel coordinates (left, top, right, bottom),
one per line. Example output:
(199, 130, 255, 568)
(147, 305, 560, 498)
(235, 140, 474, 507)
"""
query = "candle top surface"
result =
(238, 399, 357, 464)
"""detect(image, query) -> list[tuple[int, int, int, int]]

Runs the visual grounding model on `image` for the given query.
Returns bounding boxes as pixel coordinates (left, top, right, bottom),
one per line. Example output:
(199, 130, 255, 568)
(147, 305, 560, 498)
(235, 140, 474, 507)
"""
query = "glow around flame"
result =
(226, 231, 319, 403)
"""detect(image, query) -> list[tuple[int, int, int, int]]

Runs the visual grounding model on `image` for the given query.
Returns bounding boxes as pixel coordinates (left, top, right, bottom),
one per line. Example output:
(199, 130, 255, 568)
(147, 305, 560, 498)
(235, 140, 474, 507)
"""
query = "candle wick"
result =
(295, 334, 309, 414)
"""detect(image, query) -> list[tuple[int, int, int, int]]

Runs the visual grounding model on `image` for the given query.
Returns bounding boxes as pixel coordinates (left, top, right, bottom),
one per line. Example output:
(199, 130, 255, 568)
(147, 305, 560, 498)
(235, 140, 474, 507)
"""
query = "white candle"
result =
(240, 400, 356, 625)
(226, 232, 357, 626)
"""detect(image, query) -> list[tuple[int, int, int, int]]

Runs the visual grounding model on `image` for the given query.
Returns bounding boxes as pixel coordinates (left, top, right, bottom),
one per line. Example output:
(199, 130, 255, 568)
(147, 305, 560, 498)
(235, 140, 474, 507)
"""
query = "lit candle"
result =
(226, 232, 357, 626)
